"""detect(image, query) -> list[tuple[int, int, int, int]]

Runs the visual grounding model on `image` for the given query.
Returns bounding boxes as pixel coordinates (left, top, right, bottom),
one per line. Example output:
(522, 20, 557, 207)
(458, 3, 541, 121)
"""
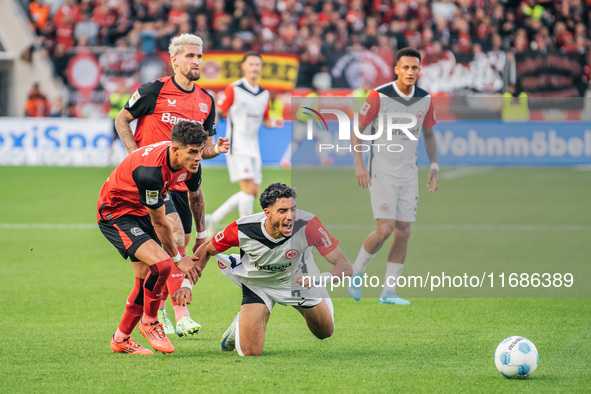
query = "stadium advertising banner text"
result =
(199, 51, 299, 91)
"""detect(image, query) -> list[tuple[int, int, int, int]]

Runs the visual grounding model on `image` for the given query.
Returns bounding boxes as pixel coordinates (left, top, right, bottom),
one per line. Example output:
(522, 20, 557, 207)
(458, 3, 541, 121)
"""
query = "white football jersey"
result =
(211, 210, 338, 288)
(359, 82, 436, 185)
(217, 78, 270, 158)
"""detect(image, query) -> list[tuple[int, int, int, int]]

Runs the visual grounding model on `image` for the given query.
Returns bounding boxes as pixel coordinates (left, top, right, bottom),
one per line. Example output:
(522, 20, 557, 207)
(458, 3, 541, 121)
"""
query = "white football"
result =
(494, 336, 539, 378)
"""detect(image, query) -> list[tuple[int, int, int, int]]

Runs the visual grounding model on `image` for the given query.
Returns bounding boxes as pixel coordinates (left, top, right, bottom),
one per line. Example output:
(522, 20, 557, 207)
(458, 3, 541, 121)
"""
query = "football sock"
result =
(115, 276, 144, 340)
(352, 246, 376, 274)
(174, 305, 190, 321)
(324, 297, 334, 323)
(211, 191, 242, 225)
(235, 316, 244, 357)
(382, 261, 405, 295)
(143, 258, 172, 321)
(238, 192, 255, 217)
(280, 142, 292, 163)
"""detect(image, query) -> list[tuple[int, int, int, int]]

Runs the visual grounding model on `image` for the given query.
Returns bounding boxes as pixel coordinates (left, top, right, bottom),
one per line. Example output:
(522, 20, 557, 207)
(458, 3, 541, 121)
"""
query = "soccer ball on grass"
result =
(494, 336, 538, 378)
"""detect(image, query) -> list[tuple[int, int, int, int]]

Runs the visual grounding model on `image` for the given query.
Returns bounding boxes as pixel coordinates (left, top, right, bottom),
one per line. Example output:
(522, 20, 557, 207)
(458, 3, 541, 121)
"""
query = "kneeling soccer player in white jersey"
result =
(173, 182, 352, 356)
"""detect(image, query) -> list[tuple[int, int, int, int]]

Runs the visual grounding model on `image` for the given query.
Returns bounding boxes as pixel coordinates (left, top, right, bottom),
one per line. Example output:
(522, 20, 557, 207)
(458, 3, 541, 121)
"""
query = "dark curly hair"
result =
(171, 121, 207, 147)
(259, 183, 296, 209)
(395, 47, 421, 64)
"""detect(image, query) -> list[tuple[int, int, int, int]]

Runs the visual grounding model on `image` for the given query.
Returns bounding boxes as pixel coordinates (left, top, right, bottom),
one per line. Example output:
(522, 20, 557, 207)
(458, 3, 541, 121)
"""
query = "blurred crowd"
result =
(23, 0, 591, 116)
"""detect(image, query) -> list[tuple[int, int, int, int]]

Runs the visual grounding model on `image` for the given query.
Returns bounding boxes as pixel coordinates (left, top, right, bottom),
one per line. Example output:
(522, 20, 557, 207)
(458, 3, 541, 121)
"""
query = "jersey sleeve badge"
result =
(128, 90, 141, 107)
(146, 190, 159, 205)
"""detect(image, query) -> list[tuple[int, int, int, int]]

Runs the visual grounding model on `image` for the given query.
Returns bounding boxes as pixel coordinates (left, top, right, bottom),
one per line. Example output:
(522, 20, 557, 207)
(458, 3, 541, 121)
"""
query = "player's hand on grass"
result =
(216, 137, 230, 154)
(172, 288, 192, 306)
(427, 169, 439, 193)
(355, 162, 371, 188)
(176, 256, 201, 284)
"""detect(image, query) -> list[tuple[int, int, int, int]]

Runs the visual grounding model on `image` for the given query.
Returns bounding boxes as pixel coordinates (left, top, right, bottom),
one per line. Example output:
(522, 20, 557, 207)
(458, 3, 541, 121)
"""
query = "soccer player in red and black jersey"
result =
(98, 121, 206, 354)
(114, 34, 228, 336)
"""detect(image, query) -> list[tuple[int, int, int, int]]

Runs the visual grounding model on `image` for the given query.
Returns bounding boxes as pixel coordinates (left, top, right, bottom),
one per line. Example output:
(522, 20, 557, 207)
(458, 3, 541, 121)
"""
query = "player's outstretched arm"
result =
(148, 205, 199, 283)
(189, 188, 207, 252)
(202, 136, 230, 159)
(423, 126, 439, 193)
(323, 245, 353, 278)
(115, 108, 138, 154)
(191, 239, 219, 271)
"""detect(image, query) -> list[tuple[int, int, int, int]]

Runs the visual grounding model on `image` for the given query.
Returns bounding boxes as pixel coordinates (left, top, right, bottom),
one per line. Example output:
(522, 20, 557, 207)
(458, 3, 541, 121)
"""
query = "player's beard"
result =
(184, 68, 200, 82)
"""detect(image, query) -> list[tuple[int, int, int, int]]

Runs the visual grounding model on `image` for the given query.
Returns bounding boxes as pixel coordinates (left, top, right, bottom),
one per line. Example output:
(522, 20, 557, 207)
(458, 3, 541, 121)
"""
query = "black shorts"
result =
(241, 284, 266, 306)
(166, 190, 192, 235)
(98, 215, 159, 262)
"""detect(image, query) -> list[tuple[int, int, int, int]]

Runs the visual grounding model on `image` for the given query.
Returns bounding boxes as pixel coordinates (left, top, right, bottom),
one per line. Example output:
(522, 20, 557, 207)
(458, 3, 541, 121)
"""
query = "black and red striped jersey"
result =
(97, 141, 201, 222)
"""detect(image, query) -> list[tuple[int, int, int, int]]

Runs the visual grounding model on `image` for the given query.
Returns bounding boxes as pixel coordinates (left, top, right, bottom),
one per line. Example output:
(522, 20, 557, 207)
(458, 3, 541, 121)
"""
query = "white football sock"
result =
(352, 246, 376, 274)
(382, 261, 404, 295)
(280, 142, 292, 163)
(211, 191, 242, 225)
(235, 316, 244, 357)
(238, 192, 255, 218)
(324, 297, 334, 323)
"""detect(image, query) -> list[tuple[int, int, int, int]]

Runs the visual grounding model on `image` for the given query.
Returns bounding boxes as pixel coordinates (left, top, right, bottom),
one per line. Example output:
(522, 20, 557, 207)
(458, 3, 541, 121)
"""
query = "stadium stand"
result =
(8, 0, 591, 117)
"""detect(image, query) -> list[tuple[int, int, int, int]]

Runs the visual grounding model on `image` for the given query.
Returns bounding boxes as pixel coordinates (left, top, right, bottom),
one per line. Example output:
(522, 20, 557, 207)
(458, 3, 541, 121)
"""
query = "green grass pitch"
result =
(0, 165, 589, 392)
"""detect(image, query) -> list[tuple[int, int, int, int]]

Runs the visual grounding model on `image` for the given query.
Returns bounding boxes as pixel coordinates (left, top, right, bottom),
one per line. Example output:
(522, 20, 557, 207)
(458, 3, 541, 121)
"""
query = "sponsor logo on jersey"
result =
(199, 103, 209, 113)
(128, 90, 140, 107)
(167, 99, 177, 107)
(131, 227, 145, 236)
(317, 227, 333, 248)
(254, 261, 292, 272)
(161, 113, 203, 125)
(146, 190, 159, 205)
(177, 173, 187, 183)
(218, 261, 227, 270)
(285, 249, 300, 260)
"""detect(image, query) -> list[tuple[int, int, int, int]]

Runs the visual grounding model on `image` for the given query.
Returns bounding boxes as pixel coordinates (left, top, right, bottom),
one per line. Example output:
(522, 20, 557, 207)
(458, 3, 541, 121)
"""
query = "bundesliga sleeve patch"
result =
(128, 90, 141, 107)
(146, 190, 159, 205)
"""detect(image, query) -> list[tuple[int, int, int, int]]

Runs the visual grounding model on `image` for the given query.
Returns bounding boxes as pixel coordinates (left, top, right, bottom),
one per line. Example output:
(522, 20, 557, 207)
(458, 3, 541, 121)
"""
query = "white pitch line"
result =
(0, 223, 97, 230)
(0, 223, 590, 231)
(326, 224, 591, 231)
(439, 167, 493, 180)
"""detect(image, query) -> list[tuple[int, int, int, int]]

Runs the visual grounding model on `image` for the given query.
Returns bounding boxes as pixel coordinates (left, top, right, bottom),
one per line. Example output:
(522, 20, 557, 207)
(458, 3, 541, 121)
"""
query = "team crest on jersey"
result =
(416, 111, 424, 121)
(167, 99, 177, 107)
(380, 203, 390, 213)
(199, 103, 209, 113)
(177, 173, 187, 182)
(128, 90, 140, 107)
(285, 249, 300, 260)
(218, 261, 227, 270)
(130, 227, 145, 236)
(146, 190, 159, 205)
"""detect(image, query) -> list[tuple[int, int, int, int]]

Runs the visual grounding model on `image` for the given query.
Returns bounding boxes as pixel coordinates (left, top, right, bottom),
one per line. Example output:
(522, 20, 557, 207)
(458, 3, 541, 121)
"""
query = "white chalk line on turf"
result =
(1, 223, 589, 231)
(439, 167, 493, 180)
(326, 224, 591, 231)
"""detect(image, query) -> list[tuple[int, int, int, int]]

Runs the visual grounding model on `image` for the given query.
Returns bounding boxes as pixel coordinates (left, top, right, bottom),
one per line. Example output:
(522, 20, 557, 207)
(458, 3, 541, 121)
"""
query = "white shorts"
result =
(369, 182, 419, 222)
(215, 254, 324, 312)
(226, 153, 262, 184)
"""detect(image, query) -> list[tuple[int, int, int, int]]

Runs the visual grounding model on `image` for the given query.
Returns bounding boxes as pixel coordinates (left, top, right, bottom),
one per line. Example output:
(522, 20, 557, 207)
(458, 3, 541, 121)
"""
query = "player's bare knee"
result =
(315, 323, 334, 340)
(394, 226, 411, 241)
(376, 224, 395, 241)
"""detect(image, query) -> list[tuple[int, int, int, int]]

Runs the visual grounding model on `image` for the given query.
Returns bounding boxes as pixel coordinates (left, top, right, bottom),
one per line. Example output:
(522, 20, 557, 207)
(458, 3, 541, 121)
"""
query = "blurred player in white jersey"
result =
(207, 52, 284, 232)
(173, 183, 352, 356)
(348, 47, 439, 305)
